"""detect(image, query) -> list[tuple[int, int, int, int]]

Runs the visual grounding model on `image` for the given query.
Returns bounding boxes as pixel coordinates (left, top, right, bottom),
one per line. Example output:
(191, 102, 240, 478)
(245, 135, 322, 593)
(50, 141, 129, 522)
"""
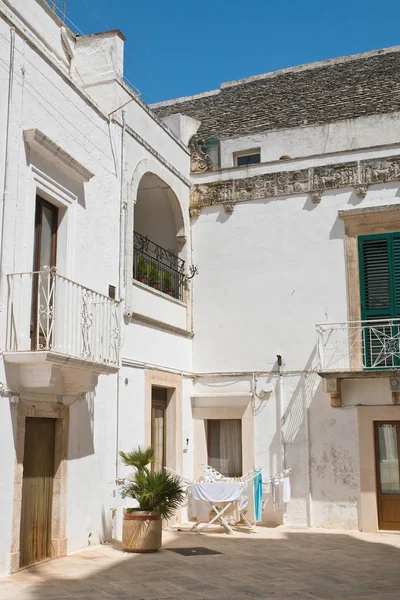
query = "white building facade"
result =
(154, 48, 400, 533)
(1, 0, 400, 576)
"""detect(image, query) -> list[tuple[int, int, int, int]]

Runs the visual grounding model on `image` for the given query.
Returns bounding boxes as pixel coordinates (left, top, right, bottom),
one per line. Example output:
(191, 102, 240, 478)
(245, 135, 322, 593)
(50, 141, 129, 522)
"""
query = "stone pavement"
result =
(1, 526, 400, 599)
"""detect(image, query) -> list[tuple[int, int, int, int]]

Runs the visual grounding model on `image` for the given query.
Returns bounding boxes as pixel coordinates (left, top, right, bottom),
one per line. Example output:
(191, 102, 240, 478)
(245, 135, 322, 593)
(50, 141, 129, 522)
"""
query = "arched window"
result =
(133, 173, 186, 300)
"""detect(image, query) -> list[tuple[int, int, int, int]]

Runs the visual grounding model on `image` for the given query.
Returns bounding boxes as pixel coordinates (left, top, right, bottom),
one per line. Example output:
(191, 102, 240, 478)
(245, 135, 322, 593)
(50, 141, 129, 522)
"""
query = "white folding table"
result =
(190, 481, 243, 534)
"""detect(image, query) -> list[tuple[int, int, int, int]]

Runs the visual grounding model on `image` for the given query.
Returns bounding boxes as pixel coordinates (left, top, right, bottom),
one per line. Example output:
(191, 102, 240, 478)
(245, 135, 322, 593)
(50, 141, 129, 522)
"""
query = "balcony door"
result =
(32, 197, 58, 348)
(375, 422, 400, 530)
(359, 233, 400, 369)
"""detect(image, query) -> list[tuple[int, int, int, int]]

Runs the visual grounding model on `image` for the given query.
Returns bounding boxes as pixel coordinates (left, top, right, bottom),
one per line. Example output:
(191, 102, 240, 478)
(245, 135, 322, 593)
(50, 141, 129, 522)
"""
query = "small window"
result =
(234, 150, 261, 167)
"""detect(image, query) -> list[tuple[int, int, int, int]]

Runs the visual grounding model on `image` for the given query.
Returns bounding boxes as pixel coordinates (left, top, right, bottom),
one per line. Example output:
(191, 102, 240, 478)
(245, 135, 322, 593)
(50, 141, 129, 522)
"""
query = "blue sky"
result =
(63, 0, 400, 104)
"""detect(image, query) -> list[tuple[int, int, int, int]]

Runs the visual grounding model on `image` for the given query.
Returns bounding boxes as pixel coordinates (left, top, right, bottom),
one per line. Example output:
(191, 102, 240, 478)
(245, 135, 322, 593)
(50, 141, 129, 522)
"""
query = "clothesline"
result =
(261, 467, 292, 486)
(261, 468, 292, 512)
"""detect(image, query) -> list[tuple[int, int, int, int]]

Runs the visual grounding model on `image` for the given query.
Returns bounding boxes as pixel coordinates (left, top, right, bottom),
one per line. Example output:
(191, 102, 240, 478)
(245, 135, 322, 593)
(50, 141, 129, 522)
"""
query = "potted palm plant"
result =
(148, 264, 161, 290)
(119, 446, 185, 553)
(136, 254, 148, 284)
(162, 271, 175, 297)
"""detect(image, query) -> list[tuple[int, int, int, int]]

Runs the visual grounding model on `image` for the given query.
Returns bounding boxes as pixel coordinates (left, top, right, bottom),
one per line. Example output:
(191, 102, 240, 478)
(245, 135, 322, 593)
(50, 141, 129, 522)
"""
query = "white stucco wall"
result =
(2, 0, 400, 577)
(0, 0, 192, 575)
(191, 129, 400, 530)
(220, 112, 400, 169)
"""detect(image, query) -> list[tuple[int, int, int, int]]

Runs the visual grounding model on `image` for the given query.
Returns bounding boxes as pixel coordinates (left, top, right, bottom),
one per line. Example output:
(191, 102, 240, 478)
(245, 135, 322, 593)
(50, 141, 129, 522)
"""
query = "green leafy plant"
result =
(136, 254, 148, 280)
(119, 446, 185, 519)
(162, 271, 174, 293)
(148, 264, 161, 286)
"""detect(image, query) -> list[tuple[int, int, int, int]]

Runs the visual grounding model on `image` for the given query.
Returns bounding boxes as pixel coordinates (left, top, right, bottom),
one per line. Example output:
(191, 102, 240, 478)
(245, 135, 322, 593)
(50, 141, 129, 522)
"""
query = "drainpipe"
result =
(118, 110, 126, 300)
(115, 110, 126, 482)
(277, 355, 285, 472)
(304, 373, 313, 527)
(0, 28, 16, 306)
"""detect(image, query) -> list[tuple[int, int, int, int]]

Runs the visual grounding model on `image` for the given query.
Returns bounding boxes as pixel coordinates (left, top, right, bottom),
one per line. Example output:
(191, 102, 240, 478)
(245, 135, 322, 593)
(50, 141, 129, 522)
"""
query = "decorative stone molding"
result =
(310, 191, 322, 204)
(190, 154, 400, 214)
(24, 129, 94, 182)
(324, 378, 342, 407)
(189, 137, 212, 173)
(223, 202, 235, 214)
(189, 206, 202, 219)
(354, 185, 368, 199)
(0, 381, 17, 397)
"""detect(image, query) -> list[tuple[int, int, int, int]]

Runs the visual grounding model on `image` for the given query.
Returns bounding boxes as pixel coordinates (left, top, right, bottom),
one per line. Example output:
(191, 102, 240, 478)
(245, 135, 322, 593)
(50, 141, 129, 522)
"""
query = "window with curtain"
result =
(377, 423, 400, 494)
(207, 419, 242, 477)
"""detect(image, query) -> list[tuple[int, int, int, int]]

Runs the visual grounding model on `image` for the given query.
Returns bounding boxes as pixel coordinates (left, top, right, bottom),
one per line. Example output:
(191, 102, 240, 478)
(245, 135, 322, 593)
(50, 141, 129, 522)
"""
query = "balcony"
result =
(316, 319, 400, 406)
(133, 232, 186, 302)
(4, 269, 120, 395)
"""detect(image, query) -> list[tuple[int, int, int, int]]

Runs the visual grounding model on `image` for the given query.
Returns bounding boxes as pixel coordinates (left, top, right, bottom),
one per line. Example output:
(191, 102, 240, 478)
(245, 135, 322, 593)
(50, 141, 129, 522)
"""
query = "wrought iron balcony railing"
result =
(6, 269, 120, 367)
(316, 319, 400, 372)
(133, 231, 186, 301)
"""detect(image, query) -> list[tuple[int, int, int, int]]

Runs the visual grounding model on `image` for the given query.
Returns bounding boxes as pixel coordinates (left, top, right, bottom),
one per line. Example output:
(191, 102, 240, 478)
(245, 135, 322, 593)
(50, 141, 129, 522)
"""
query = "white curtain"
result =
(208, 420, 242, 477)
(378, 424, 400, 494)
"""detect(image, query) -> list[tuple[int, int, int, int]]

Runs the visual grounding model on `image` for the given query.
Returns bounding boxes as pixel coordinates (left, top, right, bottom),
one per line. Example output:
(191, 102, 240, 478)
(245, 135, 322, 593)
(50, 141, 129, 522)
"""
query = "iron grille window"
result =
(133, 231, 185, 301)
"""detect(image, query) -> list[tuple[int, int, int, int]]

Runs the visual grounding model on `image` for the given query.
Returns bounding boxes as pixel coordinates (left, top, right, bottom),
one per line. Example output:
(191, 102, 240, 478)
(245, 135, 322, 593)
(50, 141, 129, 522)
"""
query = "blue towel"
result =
(253, 471, 263, 522)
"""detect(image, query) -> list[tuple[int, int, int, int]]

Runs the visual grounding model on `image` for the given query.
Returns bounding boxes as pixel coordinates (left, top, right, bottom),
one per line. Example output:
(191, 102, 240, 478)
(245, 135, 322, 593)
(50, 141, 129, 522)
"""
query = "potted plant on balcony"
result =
(162, 271, 175, 297)
(148, 264, 161, 290)
(119, 446, 185, 553)
(136, 254, 148, 284)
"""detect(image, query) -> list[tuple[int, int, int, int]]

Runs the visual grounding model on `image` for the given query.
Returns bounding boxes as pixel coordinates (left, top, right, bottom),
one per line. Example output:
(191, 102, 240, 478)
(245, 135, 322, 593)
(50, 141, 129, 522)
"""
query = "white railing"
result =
(316, 319, 400, 372)
(6, 268, 120, 367)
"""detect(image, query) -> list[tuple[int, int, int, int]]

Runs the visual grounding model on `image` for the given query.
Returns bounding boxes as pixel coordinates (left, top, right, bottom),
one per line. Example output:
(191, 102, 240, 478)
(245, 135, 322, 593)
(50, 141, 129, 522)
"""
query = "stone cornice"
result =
(190, 154, 400, 217)
(339, 203, 400, 218)
(24, 129, 94, 182)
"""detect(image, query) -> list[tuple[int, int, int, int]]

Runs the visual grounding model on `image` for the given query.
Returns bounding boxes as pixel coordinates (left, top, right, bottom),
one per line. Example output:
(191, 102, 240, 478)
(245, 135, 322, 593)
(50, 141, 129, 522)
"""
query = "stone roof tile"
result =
(152, 47, 400, 140)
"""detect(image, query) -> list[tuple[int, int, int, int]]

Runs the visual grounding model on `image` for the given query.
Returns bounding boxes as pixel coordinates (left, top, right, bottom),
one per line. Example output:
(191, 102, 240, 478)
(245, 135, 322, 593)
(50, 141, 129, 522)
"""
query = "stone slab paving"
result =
(1, 526, 400, 599)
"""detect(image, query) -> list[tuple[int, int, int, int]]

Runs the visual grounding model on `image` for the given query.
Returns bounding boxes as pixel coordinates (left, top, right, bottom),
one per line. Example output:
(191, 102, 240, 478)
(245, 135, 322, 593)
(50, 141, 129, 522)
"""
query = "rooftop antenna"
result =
(49, 0, 67, 22)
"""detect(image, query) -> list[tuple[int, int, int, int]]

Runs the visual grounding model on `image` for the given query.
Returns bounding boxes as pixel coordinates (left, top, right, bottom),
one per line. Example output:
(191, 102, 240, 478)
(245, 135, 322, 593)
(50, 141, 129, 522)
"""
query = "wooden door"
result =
(20, 418, 56, 567)
(151, 387, 167, 472)
(375, 421, 400, 530)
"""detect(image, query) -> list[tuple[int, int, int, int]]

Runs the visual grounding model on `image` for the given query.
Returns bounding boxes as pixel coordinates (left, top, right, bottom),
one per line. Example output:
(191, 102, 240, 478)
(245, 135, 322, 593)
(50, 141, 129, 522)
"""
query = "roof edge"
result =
(150, 89, 220, 109)
(151, 44, 400, 108)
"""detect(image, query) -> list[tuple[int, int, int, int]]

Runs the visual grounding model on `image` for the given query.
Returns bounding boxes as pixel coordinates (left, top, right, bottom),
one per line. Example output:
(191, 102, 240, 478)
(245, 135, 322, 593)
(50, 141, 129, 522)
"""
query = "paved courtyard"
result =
(1, 526, 400, 599)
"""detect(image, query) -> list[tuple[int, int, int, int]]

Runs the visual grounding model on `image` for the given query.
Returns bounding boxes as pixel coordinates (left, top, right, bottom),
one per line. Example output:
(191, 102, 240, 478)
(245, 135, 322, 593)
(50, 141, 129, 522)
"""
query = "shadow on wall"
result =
(8, 392, 95, 460)
(67, 392, 95, 460)
(19, 529, 400, 599)
(262, 347, 320, 525)
(276, 344, 361, 529)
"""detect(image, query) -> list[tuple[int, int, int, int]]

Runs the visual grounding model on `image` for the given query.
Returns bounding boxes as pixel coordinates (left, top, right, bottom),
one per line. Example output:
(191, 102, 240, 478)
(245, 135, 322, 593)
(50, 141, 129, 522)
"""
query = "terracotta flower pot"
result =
(150, 282, 160, 290)
(122, 510, 162, 553)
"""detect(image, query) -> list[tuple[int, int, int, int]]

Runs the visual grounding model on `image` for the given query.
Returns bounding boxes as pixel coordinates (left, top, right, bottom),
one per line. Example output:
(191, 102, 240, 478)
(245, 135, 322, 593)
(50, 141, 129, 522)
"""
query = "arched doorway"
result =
(133, 173, 186, 300)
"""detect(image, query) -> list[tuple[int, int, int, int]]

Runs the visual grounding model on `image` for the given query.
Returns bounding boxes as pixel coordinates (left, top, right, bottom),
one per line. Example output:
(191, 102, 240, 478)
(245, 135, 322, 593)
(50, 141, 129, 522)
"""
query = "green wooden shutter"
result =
(359, 234, 392, 321)
(359, 232, 400, 368)
(392, 233, 400, 317)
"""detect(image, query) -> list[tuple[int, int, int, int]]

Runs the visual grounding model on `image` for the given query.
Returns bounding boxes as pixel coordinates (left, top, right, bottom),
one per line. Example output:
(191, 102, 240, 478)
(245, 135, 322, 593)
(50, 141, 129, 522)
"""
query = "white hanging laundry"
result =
(273, 477, 284, 512)
(283, 472, 291, 504)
